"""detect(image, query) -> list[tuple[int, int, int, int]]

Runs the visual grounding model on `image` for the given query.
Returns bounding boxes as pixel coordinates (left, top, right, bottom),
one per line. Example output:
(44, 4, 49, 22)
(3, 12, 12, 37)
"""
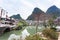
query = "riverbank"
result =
(0, 27, 26, 40)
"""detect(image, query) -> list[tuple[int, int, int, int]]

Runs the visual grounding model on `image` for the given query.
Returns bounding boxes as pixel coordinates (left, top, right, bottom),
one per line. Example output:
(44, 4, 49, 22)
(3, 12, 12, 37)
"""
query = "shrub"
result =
(14, 20, 28, 30)
(19, 20, 28, 26)
(42, 28, 58, 40)
(15, 26, 22, 30)
(13, 21, 23, 30)
(50, 27, 57, 31)
(25, 34, 47, 40)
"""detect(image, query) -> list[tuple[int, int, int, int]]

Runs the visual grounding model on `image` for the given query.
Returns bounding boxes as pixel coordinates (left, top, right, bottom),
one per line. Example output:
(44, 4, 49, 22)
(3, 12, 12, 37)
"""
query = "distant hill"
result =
(10, 14, 22, 20)
(32, 7, 45, 14)
(27, 7, 51, 21)
(46, 5, 60, 17)
(27, 7, 44, 20)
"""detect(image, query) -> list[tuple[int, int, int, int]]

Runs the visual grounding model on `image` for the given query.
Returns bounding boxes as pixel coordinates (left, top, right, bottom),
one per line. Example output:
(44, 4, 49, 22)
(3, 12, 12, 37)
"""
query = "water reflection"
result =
(8, 29, 30, 40)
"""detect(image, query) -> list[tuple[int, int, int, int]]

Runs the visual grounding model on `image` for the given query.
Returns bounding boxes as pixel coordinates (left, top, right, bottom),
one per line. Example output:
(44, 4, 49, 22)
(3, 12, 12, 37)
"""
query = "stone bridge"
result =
(0, 27, 11, 35)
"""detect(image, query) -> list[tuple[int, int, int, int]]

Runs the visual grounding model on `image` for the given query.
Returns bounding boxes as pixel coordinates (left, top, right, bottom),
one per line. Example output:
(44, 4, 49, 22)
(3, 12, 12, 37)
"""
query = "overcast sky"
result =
(0, 0, 60, 19)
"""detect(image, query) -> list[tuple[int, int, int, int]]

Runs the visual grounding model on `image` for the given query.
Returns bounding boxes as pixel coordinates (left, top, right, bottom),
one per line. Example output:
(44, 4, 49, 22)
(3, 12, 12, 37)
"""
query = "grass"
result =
(0, 27, 25, 40)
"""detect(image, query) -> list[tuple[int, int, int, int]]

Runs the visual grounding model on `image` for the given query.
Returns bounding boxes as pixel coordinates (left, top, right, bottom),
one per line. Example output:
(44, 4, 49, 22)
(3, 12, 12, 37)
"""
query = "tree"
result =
(42, 28, 58, 40)
(47, 19, 57, 31)
(43, 21, 47, 28)
(14, 20, 28, 30)
(20, 20, 28, 26)
(48, 19, 54, 28)
(53, 15, 57, 20)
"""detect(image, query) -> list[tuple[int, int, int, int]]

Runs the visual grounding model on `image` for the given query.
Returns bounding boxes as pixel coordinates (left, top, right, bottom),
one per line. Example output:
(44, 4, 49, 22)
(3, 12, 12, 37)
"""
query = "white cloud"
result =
(20, 0, 35, 8)
(0, 0, 60, 19)
(0, 0, 3, 4)
(53, 0, 60, 8)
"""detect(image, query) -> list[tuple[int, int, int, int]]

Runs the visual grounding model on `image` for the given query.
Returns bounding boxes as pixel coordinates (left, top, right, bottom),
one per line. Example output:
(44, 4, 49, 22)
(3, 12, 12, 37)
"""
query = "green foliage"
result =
(14, 20, 28, 30)
(10, 14, 22, 20)
(13, 21, 23, 30)
(47, 19, 57, 31)
(53, 15, 57, 19)
(17, 21, 23, 26)
(48, 19, 54, 27)
(43, 21, 47, 28)
(17, 20, 28, 26)
(42, 28, 58, 40)
(25, 34, 47, 40)
(19, 20, 28, 26)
